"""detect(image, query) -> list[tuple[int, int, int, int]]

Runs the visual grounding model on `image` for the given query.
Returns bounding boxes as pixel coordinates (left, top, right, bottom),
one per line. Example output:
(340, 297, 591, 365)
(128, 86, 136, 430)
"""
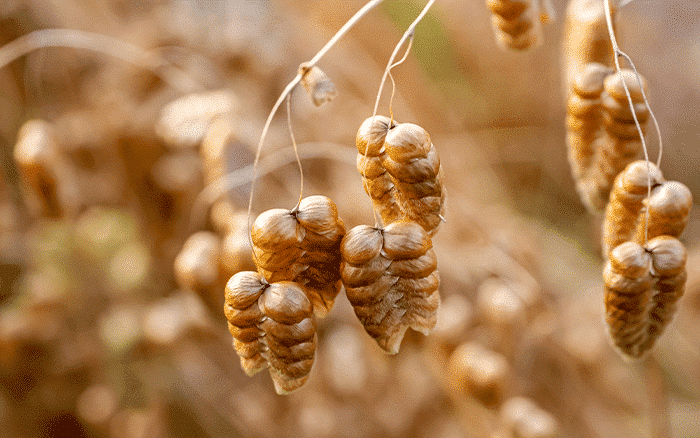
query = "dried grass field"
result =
(0, 1, 700, 437)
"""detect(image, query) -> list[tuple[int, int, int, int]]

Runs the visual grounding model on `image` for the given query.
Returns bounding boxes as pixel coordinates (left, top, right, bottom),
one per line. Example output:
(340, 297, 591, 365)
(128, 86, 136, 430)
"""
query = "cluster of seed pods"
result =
(602, 161, 692, 359)
(566, 64, 651, 212)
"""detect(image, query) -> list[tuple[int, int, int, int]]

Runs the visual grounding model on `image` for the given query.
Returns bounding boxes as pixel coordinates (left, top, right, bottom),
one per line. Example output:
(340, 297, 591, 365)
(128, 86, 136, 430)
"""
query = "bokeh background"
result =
(0, 0, 699, 437)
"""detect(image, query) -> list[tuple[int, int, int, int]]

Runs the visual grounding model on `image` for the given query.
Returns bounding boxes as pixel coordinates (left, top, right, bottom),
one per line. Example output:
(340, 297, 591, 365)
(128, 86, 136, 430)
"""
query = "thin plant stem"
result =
(388, 35, 415, 124)
(190, 142, 357, 231)
(362, 0, 435, 229)
(286, 93, 304, 212)
(243, 0, 385, 241)
(372, 0, 436, 119)
(0, 28, 201, 93)
(603, 0, 664, 245)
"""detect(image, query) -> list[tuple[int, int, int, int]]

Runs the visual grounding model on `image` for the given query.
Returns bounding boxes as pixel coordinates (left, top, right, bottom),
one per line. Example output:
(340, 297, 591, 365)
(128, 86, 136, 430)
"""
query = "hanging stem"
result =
(242, 0, 385, 235)
(286, 93, 304, 213)
(0, 28, 201, 93)
(603, 0, 663, 245)
(362, 0, 435, 228)
(372, 0, 436, 118)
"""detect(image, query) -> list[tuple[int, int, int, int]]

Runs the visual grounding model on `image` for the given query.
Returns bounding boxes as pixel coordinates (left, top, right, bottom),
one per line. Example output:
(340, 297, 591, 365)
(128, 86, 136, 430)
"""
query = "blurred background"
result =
(0, 0, 699, 437)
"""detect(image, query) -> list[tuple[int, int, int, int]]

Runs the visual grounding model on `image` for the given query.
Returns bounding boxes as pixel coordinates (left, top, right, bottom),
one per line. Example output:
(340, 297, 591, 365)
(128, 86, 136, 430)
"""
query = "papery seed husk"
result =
(261, 317, 315, 344)
(609, 241, 651, 278)
(602, 93, 649, 122)
(234, 337, 266, 360)
(573, 63, 610, 97)
(270, 357, 315, 381)
(393, 270, 441, 298)
(604, 70, 647, 102)
(638, 182, 692, 242)
(382, 148, 440, 184)
(382, 221, 432, 260)
(384, 123, 431, 162)
(259, 282, 313, 325)
(270, 372, 310, 395)
(265, 336, 316, 360)
(225, 302, 265, 327)
(340, 225, 384, 265)
(252, 208, 302, 249)
(228, 324, 262, 343)
(252, 245, 304, 272)
(356, 115, 397, 156)
(397, 179, 442, 199)
(405, 291, 441, 335)
(341, 256, 392, 287)
(646, 236, 687, 277)
(239, 355, 267, 376)
(344, 273, 399, 306)
(224, 271, 267, 309)
(387, 249, 438, 278)
(357, 154, 386, 178)
(296, 195, 343, 235)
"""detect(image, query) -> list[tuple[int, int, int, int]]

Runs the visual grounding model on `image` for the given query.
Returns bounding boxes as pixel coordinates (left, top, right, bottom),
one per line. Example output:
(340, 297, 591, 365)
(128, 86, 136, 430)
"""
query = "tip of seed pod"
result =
(14, 119, 58, 164)
(574, 63, 611, 97)
(604, 69, 647, 102)
(649, 181, 693, 215)
(299, 63, 337, 107)
(646, 236, 686, 277)
(619, 161, 664, 194)
(384, 123, 431, 162)
(609, 241, 651, 278)
(356, 116, 397, 156)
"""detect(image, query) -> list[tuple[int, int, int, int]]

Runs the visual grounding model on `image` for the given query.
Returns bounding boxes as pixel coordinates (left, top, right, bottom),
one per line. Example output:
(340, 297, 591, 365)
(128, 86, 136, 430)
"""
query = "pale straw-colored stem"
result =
(0, 28, 201, 93)
(242, 0, 385, 239)
(603, 0, 663, 245)
(190, 142, 357, 231)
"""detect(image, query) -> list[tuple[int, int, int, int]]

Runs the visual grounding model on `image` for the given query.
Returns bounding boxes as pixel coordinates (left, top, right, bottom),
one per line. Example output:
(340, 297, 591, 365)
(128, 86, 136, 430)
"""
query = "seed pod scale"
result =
(251, 195, 346, 317)
(341, 220, 440, 354)
(224, 272, 317, 394)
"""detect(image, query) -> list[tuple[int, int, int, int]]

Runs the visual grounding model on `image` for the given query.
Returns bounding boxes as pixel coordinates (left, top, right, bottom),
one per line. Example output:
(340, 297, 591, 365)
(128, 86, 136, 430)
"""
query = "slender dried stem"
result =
(190, 142, 357, 231)
(0, 28, 201, 93)
(372, 0, 436, 118)
(603, 0, 663, 245)
(242, 0, 385, 238)
(286, 94, 303, 213)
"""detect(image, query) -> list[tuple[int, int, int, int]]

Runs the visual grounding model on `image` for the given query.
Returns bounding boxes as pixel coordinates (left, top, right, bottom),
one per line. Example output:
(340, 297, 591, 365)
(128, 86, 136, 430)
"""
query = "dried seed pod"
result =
(340, 220, 440, 354)
(602, 160, 664, 257)
(356, 116, 402, 224)
(156, 90, 237, 149)
(475, 278, 526, 357)
(13, 120, 79, 218)
(603, 241, 653, 359)
(251, 195, 345, 317)
(224, 271, 317, 394)
(487, 0, 544, 51)
(566, 63, 611, 207)
(637, 236, 687, 355)
(446, 342, 509, 408)
(635, 181, 693, 243)
(299, 63, 337, 107)
(563, 0, 614, 93)
(383, 123, 446, 236)
(355, 116, 445, 236)
(201, 116, 237, 186)
(224, 271, 268, 375)
(500, 396, 559, 438)
(174, 231, 222, 292)
(221, 212, 256, 275)
(582, 70, 649, 211)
